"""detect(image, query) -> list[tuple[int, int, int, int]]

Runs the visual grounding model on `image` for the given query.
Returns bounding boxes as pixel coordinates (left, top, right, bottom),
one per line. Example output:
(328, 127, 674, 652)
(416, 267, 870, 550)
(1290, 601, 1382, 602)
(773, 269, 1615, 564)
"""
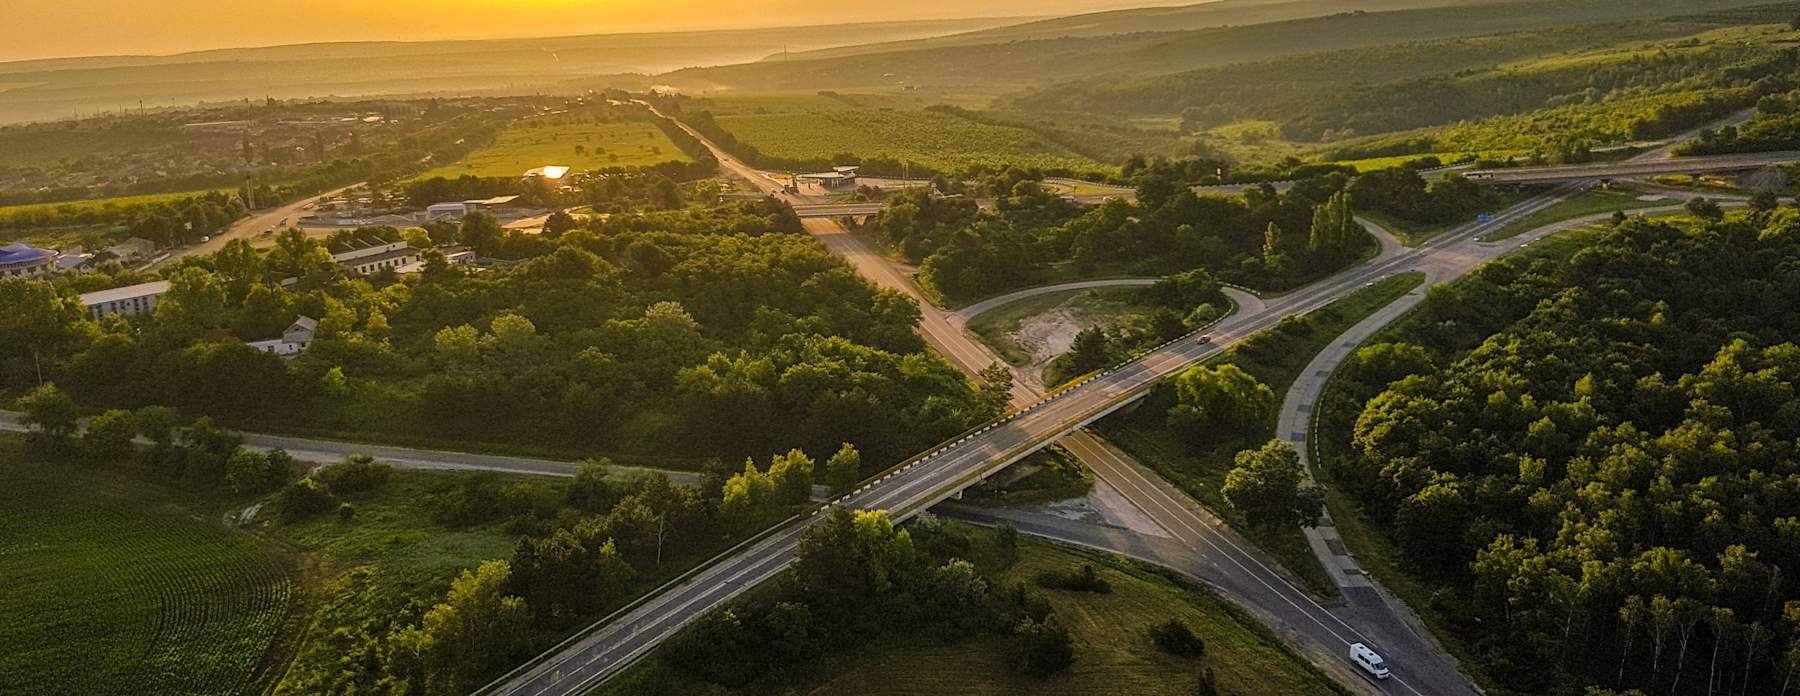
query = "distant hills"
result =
(0, 18, 1021, 125)
(779, 0, 1506, 60)
(662, 0, 1777, 93)
(0, 0, 1782, 125)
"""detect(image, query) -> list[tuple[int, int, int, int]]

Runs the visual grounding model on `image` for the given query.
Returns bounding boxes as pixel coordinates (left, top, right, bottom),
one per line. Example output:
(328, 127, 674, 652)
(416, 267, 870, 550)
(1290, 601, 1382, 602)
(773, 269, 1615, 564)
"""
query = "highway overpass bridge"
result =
(475, 205, 1481, 695)
(793, 202, 886, 218)
(1467, 150, 1800, 184)
(791, 193, 1123, 219)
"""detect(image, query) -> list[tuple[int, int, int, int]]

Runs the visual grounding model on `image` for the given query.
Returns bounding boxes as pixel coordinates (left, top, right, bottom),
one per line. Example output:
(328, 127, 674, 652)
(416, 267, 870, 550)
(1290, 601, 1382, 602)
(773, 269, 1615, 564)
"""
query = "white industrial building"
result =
(423, 195, 523, 221)
(332, 242, 420, 276)
(78, 280, 172, 319)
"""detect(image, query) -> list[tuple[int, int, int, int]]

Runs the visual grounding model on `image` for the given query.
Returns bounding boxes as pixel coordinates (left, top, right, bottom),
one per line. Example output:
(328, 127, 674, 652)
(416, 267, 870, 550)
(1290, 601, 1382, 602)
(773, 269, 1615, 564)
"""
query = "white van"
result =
(1350, 643, 1391, 680)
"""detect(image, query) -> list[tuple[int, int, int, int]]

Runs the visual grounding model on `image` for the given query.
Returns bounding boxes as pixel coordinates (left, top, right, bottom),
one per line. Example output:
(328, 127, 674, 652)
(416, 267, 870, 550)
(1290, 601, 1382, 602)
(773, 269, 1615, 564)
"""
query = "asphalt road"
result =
(156, 183, 359, 267)
(1279, 193, 1719, 590)
(0, 411, 701, 485)
(481, 106, 1760, 696)
(486, 103, 1499, 696)
(1467, 149, 1800, 184)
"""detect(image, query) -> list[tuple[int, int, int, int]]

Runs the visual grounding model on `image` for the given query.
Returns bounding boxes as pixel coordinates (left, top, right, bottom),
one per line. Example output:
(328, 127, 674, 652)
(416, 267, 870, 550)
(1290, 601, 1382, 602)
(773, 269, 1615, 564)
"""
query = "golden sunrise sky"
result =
(5, 0, 1173, 62)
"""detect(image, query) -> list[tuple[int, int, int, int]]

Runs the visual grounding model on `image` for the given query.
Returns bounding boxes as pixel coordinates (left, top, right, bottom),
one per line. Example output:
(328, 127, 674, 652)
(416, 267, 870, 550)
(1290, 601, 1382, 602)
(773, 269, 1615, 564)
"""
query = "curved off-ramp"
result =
(953, 278, 1160, 325)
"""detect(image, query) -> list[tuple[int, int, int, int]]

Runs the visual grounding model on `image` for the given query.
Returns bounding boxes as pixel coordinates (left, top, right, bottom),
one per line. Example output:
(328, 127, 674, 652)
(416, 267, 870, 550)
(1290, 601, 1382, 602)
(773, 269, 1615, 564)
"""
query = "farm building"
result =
(248, 316, 317, 356)
(79, 280, 172, 320)
(0, 243, 58, 278)
(104, 238, 158, 261)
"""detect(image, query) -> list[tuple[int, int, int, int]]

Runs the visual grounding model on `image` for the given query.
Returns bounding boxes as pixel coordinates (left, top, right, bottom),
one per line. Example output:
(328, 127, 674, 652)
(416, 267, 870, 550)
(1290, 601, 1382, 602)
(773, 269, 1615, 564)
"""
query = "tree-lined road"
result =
(0, 411, 703, 484)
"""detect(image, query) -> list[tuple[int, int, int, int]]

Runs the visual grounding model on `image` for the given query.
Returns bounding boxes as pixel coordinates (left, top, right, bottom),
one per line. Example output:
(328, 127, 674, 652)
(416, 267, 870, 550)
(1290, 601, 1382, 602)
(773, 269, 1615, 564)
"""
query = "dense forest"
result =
(1316, 210, 1800, 695)
(1677, 87, 1800, 154)
(0, 198, 1007, 469)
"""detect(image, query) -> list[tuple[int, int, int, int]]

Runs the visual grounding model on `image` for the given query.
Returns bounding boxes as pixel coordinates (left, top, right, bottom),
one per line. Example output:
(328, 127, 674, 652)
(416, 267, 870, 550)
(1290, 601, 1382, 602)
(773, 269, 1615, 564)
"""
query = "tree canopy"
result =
(1323, 210, 1800, 694)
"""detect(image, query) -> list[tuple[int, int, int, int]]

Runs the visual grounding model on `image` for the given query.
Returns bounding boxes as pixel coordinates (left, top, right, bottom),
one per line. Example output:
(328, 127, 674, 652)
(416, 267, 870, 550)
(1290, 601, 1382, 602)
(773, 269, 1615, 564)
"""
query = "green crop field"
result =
(715, 108, 1099, 173)
(703, 92, 864, 115)
(421, 120, 692, 179)
(0, 126, 184, 168)
(0, 190, 222, 245)
(804, 543, 1343, 696)
(0, 443, 296, 696)
(0, 190, 217, 219)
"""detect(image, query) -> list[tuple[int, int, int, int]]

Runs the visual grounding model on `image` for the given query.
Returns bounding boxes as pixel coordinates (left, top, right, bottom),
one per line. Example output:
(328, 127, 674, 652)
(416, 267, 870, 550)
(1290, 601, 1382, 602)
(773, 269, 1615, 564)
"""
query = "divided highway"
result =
(1467, 149, 1800, 183)
(491, 104, 1762, 696)
(479, 180, 1588, 695)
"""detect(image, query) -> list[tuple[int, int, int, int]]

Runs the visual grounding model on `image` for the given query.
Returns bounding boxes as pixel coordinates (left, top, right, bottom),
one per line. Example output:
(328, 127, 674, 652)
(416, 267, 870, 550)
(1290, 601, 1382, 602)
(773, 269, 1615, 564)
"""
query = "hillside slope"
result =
(0, 18, 1021, 125)
(783, 0, 1498, 60)
(664, 0, 1774, 93)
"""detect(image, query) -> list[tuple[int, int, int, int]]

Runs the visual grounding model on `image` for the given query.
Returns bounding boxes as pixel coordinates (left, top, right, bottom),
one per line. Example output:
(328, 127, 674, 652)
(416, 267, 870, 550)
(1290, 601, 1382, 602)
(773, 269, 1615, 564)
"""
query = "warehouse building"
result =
(332, 241, 420, 276)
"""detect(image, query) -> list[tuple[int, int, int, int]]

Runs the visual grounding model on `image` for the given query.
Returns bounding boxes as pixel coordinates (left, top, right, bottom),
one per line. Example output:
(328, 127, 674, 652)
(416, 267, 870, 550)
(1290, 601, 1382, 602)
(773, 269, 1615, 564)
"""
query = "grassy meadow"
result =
(1480, 187, 1674, 241)
(421, 120, 692, 179)
(803, 544, 1345, 696)
(713, 107, 1098, 173)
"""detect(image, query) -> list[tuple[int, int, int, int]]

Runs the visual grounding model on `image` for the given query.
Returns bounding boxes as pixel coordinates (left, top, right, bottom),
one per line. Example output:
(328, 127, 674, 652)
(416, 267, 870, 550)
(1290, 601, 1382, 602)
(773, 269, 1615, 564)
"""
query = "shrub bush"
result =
(1035, 564, 1112, 593)
(1150, 618, 1207, 658)
(278, 478, 336, 521)
(1011, 616, 1075, 676)
(319, 455, 392, 494)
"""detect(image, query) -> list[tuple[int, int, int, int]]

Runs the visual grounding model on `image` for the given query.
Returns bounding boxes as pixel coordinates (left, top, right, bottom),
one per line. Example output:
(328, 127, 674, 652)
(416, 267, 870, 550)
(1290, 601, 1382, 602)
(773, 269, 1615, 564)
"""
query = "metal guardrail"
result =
(470, 509, 804, 695)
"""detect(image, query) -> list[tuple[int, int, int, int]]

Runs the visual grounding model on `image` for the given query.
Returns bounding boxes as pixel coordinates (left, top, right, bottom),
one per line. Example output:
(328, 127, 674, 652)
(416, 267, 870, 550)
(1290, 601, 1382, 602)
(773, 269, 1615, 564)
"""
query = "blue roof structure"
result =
(0, 243, 55, 266)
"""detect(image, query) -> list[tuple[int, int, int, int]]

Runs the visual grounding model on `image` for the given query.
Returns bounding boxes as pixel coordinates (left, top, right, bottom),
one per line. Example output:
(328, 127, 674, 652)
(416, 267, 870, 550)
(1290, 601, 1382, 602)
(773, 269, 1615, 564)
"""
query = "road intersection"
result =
(482, 109, 1665, 696)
